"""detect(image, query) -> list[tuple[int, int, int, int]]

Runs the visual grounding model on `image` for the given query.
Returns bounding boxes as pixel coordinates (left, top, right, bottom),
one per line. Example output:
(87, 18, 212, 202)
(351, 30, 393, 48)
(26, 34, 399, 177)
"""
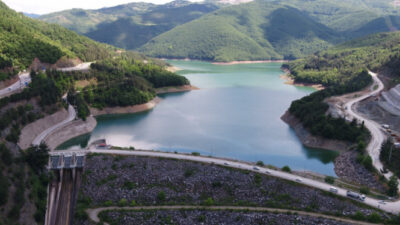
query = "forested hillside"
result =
(285, 32, 400, 86)
(284, 31, 400, 160)
(0, 1, 117, 71)
(0, 1, 189, 224)
(140, 0, 400, 61)
(40, 0, 218, 50)
(39, 0, 400, 62)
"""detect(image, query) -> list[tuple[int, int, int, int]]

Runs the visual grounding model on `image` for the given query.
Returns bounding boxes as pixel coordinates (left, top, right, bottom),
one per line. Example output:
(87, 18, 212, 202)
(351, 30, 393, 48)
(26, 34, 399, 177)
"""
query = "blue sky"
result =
(3, 0, 185, 14)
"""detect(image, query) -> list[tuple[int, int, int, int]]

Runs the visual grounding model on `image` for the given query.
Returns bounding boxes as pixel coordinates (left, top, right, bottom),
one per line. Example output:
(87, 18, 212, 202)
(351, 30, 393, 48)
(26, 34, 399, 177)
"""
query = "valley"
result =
(2, 0, 400, 224)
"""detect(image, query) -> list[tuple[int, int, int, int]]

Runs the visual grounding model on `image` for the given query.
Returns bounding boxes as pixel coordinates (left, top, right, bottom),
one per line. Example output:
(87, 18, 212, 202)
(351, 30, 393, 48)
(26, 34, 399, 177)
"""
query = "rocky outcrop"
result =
(18, 109, 69, 150)
(155, 85, 198, 94)
(90, 97, 162, 116)
(44, 116, 97, 150)
(281, 111, 352, 152)
(334, 151, 386, 192)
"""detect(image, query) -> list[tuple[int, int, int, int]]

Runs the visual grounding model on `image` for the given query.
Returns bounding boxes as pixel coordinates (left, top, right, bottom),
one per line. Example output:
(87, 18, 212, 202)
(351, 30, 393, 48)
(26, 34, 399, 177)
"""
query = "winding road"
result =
(32, 104, 76, 146)
(0, 62, 93, 99)
(53, 148, 400, 214)
(344, 72, 394, 180)
(86, 206, 380, 225)
(0, 72, 31, 98)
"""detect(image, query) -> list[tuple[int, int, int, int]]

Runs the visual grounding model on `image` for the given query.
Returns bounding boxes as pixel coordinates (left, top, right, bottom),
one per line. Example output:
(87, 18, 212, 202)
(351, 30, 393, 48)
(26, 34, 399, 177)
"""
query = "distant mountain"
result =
(141, 0, 400, 61)
(39, 0, 218, 50)
(23, 12, 40, 18)
(40, 0, 400, 61)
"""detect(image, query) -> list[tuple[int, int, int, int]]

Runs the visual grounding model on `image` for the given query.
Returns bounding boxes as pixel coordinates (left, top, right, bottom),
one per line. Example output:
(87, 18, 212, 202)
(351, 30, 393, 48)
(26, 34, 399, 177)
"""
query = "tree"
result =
(25, 143, 49, 172)
(357, 140, 366, 153)
(256, 161, 264, 166)
(157, 191, 166, 201)
(388, 175, 399, 197)
(203, 197, 214, 206)
(118, 198, 127, 207)
(282, 165, 291, 173)
(324, 176, 335, 184)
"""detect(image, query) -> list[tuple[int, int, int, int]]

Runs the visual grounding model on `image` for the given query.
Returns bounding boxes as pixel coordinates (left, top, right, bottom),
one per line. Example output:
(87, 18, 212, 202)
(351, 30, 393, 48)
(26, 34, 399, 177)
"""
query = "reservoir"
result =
(60, 60, 339, 176)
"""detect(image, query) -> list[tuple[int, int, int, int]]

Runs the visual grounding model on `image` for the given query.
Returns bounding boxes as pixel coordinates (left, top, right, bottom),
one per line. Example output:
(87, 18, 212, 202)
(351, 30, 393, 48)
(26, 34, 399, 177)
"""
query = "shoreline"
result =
(32, 85, 197, 150)
(280, 74, 325, 91)
(166, 66, 181, 73)
(155, 85, 199, 94)
(212, 60, 289, 65)
(161, 57, 290, 65)
(281, 111, 352, 152)
(90, 97, 162, 117)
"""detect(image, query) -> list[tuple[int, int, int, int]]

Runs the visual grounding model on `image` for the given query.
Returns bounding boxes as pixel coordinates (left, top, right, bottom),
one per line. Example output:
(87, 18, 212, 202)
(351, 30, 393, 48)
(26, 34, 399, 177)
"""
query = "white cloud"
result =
(3, 0, 180, 14)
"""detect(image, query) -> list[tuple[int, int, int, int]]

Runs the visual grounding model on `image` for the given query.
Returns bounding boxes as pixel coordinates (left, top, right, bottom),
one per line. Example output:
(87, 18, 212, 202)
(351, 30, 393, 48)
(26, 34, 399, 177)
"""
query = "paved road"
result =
(0, 72, 31, 98)
(0, 62, 93, 99)
(53, 148, 400, 213)
(344, 72, 394, 180)
(86, 205, 380, 225)
(32, 104, 76, 146)
(50, 71, 400, 213)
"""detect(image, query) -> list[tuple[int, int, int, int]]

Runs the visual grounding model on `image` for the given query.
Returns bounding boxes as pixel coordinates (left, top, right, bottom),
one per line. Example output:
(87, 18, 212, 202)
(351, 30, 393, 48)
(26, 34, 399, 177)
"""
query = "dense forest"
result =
(285, 32, 400, 86)
(289, 70, 371, 143)
(0, 1, 116, 72)
(140, 0, 400, 61)
(40, 1, 218, 50)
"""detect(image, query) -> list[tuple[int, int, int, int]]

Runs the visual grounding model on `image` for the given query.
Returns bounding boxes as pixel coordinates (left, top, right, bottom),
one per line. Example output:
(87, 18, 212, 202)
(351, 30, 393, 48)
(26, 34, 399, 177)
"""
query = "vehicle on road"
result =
(295, 178, 302, 183)
(347, 191, 365, 201)
(382, 124, 390, 129)
(253, 166, 259, 171)
(329, 187, 338, 193)
(224, 162, 229, 166)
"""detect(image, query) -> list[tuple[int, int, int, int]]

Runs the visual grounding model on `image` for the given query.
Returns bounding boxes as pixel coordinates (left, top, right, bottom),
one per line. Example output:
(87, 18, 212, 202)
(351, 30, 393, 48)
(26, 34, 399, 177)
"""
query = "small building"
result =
(97, 143, 107, 148)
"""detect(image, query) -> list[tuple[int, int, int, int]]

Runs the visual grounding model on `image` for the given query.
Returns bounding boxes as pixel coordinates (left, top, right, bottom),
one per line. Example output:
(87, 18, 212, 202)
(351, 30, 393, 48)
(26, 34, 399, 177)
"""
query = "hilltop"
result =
(39, 0, 218, 50)
(141, 0, 400, 61)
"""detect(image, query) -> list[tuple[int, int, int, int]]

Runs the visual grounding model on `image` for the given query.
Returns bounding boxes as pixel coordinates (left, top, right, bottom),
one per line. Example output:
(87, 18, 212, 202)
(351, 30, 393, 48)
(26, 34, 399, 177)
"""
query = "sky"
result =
(3, 0, 183, 14)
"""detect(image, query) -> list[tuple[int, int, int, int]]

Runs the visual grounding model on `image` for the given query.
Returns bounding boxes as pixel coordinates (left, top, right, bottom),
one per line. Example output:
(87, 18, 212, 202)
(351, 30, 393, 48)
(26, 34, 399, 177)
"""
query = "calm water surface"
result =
(60, 60, 338, 176)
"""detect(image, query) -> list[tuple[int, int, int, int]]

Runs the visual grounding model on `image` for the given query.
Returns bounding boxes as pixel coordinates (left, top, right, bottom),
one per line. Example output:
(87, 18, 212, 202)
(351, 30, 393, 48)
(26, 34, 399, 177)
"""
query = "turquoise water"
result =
(61, 60, 339, 176)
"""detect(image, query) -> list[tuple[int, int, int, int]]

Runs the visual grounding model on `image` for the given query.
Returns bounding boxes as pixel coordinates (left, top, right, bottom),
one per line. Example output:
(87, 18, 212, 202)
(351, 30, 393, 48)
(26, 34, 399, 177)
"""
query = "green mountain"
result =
(40, 0, 218, 50)
(0, 1, 118, 70)
(286, 31, 400, 86)
(141, 0, 400, 61)
(39, 0, 400, 62)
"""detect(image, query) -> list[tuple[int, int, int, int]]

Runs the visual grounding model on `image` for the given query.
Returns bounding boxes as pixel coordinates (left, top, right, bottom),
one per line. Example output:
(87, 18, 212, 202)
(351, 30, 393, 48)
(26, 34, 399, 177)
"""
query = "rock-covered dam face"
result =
(379, 84, 400, 116)
(45, 153, 85, 225)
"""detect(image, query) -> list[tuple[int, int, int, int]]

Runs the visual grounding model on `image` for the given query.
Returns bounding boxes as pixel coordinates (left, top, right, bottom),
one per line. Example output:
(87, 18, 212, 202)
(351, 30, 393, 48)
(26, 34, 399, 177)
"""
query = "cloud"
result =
(3, 0, 178, 14)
